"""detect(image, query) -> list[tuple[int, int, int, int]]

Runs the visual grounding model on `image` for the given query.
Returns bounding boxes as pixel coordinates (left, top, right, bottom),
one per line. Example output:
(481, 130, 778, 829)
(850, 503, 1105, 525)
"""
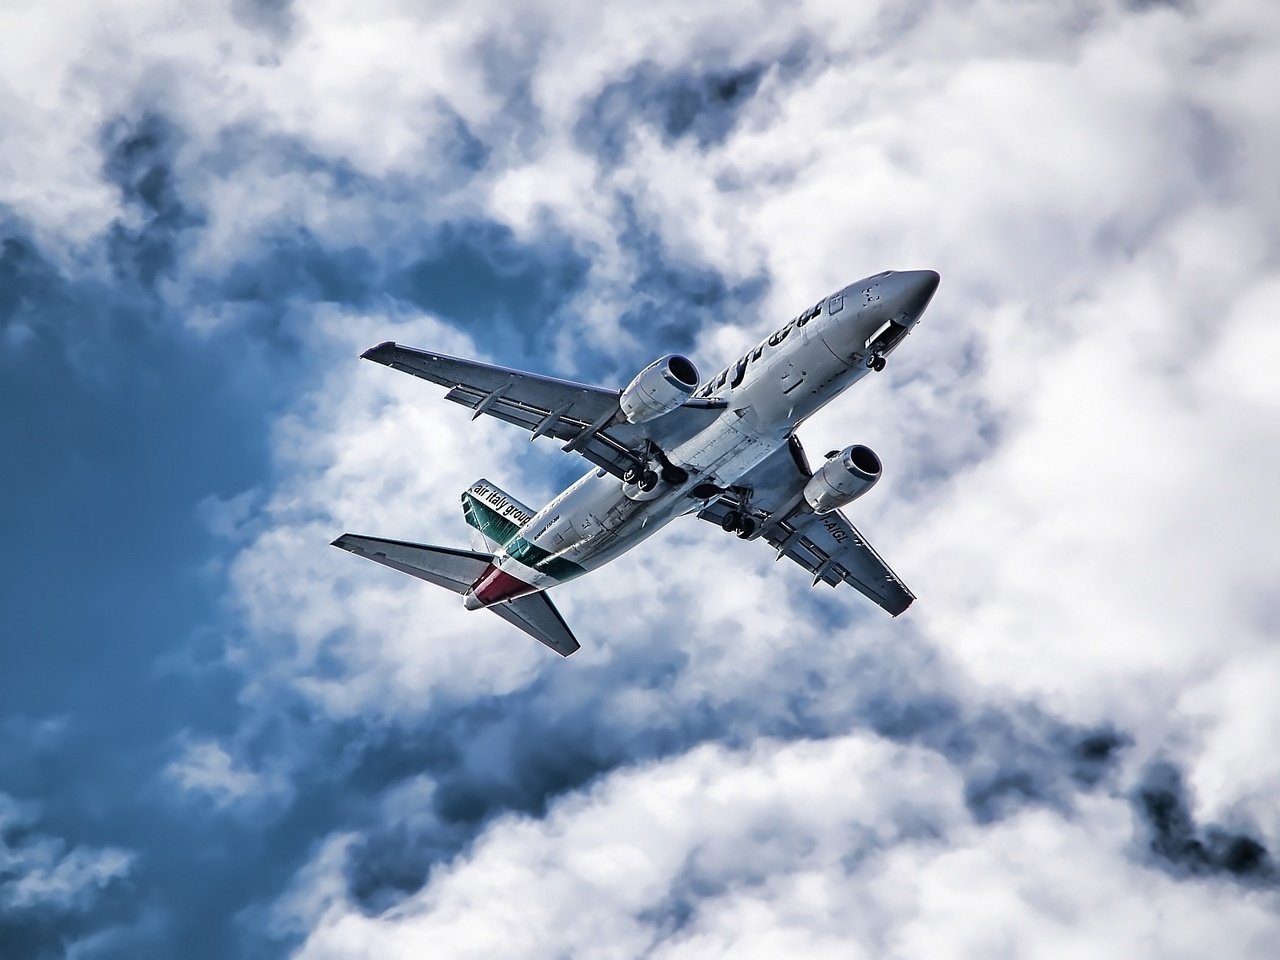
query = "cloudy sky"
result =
(2, 0, 1279, 956)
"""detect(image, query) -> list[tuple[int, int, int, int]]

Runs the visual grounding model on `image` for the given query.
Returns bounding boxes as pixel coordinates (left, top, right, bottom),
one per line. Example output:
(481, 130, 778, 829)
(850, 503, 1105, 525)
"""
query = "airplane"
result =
(333, 269, 940, 656)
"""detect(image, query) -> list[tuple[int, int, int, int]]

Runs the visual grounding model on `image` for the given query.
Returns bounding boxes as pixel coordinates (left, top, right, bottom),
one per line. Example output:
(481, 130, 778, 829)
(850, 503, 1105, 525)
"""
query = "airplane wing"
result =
(361, 342, 726, 477)
(698, 436, 915, 616)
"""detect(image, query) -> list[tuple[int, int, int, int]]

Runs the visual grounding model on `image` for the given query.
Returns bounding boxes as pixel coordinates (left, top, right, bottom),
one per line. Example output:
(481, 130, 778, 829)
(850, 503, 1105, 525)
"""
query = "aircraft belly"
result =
(498, 468, 679, 586)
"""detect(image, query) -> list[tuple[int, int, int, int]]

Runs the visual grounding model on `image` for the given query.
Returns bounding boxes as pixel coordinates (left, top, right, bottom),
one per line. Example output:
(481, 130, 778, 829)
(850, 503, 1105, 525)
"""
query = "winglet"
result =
(360, 341, 397, 362)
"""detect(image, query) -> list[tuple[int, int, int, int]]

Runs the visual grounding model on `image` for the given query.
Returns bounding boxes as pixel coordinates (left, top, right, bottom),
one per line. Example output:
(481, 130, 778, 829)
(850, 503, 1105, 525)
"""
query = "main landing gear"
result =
(623, 465, 660, 491)
(720, 509, 757, 539)
(624, 445, 689, 493)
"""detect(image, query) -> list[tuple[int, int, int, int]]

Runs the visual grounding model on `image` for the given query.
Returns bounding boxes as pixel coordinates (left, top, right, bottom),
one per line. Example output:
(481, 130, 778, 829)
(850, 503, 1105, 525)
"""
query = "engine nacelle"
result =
(619, 354, 700, 424)
(803, 444, 882, 514)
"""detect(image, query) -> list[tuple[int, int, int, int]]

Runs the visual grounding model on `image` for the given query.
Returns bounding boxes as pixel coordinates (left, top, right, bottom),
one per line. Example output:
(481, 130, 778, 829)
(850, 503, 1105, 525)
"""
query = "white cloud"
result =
(165, 737, 291, 810)
(183, 0, 1280, 942)
(0, 792, 133, 914)
(6, 0, 1280, 952)
(276, 736, 1280, 959)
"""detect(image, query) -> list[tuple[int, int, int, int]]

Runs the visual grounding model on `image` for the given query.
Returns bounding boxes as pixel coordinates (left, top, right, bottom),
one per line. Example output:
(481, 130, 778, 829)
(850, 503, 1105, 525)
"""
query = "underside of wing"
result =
(761, 510, 915, 615)
(490, 592, 581, 657)
(697, 436, 915, 616)
(361, 342, 725, 477)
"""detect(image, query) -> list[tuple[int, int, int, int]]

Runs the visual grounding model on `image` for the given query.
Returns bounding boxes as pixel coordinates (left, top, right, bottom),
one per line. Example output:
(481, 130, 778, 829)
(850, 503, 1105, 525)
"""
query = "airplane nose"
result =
(896, 270, 940, 315)
(880, 268, 942, 321)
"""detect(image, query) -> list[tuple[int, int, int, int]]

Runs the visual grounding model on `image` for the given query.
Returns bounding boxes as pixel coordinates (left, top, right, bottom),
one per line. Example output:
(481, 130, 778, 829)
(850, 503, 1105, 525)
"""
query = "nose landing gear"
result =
(866, 353, 886, 372)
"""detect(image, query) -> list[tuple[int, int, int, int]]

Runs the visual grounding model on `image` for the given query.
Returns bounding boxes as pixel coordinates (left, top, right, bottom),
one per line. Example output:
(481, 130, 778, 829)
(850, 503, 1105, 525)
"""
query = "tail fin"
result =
(331, 533, 580, 657)
(461, 479, 535, 552)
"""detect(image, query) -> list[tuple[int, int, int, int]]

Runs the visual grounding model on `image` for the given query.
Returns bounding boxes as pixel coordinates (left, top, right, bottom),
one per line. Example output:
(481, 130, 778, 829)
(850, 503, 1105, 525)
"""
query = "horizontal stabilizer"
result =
(332, 534, 580, 656)
(490, 592, 580, 657)
(331, 535, 490, 594)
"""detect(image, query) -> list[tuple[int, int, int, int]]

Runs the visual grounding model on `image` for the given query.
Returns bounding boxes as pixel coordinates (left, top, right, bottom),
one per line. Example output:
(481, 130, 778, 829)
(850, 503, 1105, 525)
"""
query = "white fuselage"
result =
(464, 270, 939, 607)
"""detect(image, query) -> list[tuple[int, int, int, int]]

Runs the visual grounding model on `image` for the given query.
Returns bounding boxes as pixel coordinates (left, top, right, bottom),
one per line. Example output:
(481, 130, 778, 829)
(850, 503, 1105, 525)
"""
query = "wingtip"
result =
(360, 341, 396, 362)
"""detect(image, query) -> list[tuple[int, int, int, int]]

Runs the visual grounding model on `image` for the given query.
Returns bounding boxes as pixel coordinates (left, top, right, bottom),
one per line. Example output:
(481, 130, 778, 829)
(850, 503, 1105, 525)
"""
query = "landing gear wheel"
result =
(638, 469, 659, 492)
(736, 517, 757, 539)
(872, 356, 886, 372)
(721, 510, 742, 533)
(623, 465, 642, 484)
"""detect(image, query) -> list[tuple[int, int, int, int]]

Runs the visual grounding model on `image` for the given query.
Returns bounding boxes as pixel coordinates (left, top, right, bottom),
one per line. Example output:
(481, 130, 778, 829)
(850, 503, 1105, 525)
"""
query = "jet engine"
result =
(619, 354, 700, 424)
(803, 444, 882, 514)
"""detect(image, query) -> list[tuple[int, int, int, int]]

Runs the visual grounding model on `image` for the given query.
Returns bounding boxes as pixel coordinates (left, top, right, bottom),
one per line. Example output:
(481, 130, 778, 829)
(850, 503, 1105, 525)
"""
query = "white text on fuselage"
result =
(470, 483, 534, 527)
(694, 297, 828, 398)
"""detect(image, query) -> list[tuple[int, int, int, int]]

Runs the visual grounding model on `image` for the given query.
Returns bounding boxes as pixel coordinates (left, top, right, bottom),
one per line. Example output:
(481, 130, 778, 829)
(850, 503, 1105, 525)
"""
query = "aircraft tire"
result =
(638, 469, 659, 492)
(623, 465, 642, 484)
(721, 510, 742, 533)
(737, 517, 757, 539)
(872, 356, 886, 372)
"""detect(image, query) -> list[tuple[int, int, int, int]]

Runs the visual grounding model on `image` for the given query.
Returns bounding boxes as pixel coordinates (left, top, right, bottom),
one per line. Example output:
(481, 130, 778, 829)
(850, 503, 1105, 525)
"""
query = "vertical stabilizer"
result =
(461, 479, 536, 552)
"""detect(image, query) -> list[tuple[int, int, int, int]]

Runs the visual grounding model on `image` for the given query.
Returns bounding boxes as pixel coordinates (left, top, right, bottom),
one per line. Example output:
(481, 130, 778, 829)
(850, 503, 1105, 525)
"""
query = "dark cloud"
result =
(326, 631, 1130, 913)
(231, 0, 295, 41)
(0, 796, 135, 960)
(576, 60, 773, 165)
(1134, 761, 1276, 885)
(388, 218, 588, 355)
(102, 113, 206, 289)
